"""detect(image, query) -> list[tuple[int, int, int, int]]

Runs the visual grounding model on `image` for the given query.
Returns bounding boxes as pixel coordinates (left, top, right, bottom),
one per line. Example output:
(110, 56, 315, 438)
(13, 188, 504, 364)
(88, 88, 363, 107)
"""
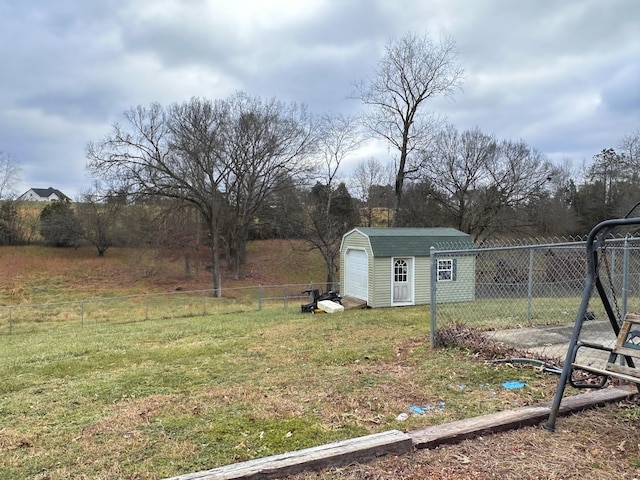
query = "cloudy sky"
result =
(1, 0, 638, 199)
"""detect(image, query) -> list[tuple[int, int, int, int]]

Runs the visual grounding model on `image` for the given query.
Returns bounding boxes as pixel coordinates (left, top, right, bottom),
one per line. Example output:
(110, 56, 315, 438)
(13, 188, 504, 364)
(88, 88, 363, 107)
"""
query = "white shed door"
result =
(345, 249, 368, 300)
(393, 258, 413, 304)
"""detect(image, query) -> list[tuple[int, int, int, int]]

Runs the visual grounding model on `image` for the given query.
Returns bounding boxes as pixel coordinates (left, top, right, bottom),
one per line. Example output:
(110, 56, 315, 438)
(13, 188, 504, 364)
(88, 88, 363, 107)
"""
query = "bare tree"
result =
(350, 157, 394, 226)
(423, 125, 555, 241)
(529, 158, 580, 236)
(619, 126, 640, 166)
(303, 113, 363, 286)
(0, 151, 21, 200)
(77, 180, 128, 257)
(87, 99, 230, 296)
(423, 126, 496, 237)
(87, 94, 316, 294)
(352, 32, 463, 226)
(153, 201, 203, 279)
(217, 93, 317, 279)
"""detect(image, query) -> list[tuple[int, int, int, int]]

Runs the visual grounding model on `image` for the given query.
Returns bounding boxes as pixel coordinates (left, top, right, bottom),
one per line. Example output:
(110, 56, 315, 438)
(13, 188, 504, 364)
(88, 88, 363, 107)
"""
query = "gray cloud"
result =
(0, 0, 638, 198)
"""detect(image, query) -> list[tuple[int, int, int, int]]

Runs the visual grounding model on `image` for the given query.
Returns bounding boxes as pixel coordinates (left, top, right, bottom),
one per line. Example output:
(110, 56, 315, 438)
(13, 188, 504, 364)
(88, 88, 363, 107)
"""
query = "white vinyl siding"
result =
(435, 255, 476, 303)
(413, 257, 431, 305)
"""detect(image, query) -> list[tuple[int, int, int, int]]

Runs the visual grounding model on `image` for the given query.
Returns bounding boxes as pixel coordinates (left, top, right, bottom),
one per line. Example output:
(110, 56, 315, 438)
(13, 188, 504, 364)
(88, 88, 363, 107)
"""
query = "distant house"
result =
(17, 187, 71, 202)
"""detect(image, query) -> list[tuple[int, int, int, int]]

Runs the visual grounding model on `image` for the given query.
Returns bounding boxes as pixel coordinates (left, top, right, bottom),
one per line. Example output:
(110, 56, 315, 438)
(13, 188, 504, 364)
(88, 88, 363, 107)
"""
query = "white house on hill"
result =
(17, 187, 71, 202)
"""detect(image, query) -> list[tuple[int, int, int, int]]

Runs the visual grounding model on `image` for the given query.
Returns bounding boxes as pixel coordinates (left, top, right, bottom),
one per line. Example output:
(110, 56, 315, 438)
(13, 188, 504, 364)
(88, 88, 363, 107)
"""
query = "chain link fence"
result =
(431, 236, 640, 366)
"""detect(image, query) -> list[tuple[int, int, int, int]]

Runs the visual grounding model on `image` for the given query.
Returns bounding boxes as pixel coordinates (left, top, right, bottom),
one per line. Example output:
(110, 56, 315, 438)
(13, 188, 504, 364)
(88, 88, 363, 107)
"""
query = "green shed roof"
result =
(352, 227, 473, 257)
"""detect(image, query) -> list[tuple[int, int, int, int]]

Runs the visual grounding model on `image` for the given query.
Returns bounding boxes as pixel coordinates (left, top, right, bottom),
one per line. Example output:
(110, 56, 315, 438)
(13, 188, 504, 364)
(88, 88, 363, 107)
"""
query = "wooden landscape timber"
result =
(164, 430, 413, 480)
(410, 386, 634, 448)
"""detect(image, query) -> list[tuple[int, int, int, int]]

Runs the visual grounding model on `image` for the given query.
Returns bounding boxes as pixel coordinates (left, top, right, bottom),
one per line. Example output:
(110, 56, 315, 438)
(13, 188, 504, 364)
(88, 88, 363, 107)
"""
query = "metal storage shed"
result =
(340, 227, 475, 308)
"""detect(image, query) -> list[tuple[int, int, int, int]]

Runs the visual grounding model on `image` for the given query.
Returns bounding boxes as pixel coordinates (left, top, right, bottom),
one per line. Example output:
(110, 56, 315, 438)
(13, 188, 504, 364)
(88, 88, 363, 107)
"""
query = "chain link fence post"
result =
(622, 236, 630, 319)
(429, 246, 437, 348)
(526, 248, 534, 324)
(283, 285, 288, 310)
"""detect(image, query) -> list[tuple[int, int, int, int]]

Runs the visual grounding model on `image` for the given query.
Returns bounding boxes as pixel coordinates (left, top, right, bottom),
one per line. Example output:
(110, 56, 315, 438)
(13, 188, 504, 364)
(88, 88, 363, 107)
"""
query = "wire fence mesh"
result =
(431, 236, 640, 366)
(0, 282, 336, 335)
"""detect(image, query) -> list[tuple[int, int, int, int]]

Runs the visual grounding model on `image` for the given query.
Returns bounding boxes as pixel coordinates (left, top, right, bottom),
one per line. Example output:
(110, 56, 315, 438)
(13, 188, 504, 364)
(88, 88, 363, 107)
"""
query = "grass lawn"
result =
(0, 306, 563, 479)
(3, 241, 637, 479)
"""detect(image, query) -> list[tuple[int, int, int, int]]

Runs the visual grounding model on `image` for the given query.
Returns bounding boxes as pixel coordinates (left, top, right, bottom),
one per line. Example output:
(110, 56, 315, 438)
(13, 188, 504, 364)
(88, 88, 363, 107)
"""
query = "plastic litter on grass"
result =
(502, 380, 526, 390)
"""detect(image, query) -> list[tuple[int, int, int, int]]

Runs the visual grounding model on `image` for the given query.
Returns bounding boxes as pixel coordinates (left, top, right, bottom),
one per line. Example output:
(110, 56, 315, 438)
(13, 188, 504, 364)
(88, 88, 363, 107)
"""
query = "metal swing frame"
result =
(546, 213, 640, 432)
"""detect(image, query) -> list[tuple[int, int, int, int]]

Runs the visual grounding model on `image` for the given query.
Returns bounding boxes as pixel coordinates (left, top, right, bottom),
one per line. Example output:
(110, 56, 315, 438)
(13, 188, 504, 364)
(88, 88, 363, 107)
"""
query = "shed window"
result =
(437, 259, 456, 282)
(394, 259, 408, 282)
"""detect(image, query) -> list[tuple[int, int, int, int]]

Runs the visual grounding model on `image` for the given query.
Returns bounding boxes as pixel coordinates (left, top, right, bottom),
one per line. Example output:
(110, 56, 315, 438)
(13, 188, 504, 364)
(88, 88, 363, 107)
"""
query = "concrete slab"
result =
(488, 320, 617, 365)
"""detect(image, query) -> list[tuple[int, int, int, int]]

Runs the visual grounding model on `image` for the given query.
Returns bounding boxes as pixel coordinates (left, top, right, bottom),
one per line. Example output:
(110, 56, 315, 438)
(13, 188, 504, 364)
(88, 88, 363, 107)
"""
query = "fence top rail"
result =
(431, 236, 640, 256)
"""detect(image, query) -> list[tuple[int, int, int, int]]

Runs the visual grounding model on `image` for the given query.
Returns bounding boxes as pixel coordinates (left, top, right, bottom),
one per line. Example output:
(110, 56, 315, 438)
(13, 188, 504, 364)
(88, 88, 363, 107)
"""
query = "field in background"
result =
(0, 239, 327, 305)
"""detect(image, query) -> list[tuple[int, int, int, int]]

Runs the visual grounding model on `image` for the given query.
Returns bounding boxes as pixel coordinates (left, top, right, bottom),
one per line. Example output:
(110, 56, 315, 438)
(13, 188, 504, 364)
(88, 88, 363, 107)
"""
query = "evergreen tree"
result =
(39, 200, 82, 247)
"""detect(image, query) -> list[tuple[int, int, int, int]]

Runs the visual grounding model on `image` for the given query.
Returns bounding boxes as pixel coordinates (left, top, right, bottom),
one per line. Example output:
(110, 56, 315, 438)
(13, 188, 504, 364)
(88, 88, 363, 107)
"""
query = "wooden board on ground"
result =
(410, 386, 634, 449)
(340, 296, 367, 310)
(163, 430, 412, 480)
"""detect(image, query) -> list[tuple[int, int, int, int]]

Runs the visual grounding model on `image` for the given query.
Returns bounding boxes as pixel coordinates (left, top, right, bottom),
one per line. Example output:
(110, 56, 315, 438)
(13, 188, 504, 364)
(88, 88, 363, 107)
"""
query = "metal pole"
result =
(430, 247, 437, 348)
(622, 237, 630, 319)
(283, 285, 288, 310)
(526, 249, 534, 324)
(545, 274, 594, 431)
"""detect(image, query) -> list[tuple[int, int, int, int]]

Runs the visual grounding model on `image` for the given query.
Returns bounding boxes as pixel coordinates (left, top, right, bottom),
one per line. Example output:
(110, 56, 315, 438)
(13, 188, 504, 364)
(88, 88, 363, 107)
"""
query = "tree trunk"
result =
(392, 137, 409, 228)
(392, 173, 403, 228)
(184, 252, 191, 278)
(325, 248, 337, 289)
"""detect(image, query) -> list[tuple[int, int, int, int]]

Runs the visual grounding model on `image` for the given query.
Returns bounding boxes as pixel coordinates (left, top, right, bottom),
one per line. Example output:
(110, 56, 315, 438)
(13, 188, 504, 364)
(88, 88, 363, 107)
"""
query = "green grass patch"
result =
(0, 306, 568, 479)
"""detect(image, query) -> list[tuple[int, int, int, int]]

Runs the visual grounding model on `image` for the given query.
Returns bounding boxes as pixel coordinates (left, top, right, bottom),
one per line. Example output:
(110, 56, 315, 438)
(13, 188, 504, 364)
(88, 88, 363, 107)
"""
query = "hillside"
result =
(0, 239, 327, 305)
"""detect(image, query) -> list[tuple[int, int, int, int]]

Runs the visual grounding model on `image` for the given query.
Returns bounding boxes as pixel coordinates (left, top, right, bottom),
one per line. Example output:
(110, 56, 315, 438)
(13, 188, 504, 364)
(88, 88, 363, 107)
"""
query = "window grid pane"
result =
(394, 260, 407, 282)
(438, 259, 453, 281)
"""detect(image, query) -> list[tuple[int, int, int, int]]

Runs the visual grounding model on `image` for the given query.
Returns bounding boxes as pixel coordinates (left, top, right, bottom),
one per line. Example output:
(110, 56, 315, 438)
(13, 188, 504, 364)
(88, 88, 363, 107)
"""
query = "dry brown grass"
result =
(0, 240, 325, 305)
